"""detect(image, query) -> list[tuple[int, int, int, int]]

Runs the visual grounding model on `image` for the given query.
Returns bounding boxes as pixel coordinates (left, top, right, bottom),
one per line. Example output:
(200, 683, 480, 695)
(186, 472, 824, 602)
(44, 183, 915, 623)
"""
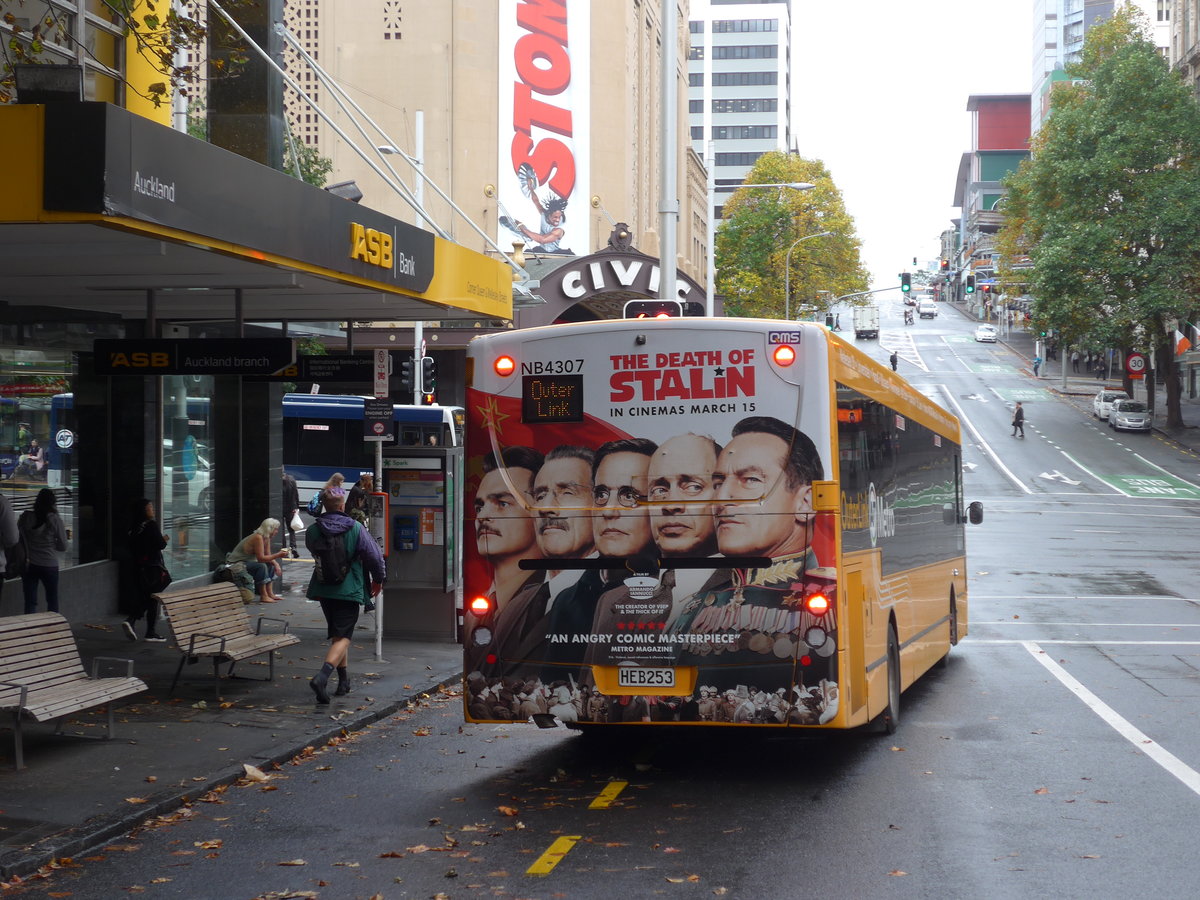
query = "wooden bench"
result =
(154, 583, 300, 699)
(0, 612, 147, 770)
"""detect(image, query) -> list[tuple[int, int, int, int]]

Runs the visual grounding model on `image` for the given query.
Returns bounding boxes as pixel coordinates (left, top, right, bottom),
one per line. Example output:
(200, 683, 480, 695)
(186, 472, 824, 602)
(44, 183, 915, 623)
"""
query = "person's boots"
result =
(310, 662, 334, 704)
(334, 666, 351, 696)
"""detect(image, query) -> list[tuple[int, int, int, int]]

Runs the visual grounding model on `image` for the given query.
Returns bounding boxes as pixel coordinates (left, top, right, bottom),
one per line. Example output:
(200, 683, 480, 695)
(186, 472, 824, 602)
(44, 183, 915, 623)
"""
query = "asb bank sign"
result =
(497, 0, 589, 258)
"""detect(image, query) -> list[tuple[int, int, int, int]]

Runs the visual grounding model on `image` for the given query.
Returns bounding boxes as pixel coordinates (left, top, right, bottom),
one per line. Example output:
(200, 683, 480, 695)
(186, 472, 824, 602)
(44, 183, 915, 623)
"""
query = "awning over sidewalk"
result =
(0, 103, 512, 323)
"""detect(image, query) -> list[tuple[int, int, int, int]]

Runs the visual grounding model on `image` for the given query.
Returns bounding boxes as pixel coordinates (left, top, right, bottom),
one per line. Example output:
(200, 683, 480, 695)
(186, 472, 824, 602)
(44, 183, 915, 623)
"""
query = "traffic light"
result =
(399, 357, 414, 392)
(624, 300, 683, 318)
(421, 356, 438, 393)
(940, 260, 949, 271)
(980, 284, 991, 295)
(900, 272, 911, 293)
(965, 275, 976, 294)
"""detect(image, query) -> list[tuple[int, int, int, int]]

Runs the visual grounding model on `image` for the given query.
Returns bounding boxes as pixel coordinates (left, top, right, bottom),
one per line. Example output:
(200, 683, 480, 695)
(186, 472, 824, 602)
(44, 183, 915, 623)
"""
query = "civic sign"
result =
(363, 398, 394, 442)
(1126, 353, 1147, 378)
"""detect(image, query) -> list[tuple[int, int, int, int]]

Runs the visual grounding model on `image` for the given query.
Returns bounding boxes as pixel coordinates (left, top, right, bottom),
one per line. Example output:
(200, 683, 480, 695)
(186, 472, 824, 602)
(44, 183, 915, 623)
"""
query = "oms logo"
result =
(349, 223, 393, 269)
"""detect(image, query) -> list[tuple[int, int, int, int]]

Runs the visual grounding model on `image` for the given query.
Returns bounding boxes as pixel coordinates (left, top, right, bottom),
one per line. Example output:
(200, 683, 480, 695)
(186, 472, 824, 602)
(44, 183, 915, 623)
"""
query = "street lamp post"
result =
(706, 180, 815, 316)
(784, 231, 833, 320)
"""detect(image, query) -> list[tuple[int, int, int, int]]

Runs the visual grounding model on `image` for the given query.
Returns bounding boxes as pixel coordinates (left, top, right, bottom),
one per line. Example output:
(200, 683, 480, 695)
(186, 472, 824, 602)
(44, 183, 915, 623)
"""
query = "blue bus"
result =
(282, 393, 464, 494)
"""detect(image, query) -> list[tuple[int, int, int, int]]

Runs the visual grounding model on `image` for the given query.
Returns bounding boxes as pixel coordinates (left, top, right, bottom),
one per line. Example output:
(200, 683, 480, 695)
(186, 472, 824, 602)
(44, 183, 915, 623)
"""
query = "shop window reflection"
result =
(161, 376, 213, 580)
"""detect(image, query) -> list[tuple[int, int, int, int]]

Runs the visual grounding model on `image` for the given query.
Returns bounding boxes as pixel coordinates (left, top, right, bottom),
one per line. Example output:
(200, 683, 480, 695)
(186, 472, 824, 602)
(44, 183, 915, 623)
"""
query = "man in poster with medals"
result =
(676, 415, 838, 725)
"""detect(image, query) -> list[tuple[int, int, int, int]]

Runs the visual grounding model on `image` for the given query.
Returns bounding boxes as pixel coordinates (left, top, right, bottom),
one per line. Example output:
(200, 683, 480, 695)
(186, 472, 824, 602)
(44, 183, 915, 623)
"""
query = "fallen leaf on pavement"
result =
(1034, 787, 1049, 795)
(498, 806, 519, 816)
(242, 764, 270, 782)
(888, 870, 908, 876)
(277, 858, 307, 866)
(124, 797, 148, 804)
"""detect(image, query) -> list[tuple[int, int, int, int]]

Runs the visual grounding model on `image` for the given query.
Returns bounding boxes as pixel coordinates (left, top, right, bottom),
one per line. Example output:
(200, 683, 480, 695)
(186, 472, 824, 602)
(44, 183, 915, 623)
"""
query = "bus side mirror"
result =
(967, 501, 983, 525)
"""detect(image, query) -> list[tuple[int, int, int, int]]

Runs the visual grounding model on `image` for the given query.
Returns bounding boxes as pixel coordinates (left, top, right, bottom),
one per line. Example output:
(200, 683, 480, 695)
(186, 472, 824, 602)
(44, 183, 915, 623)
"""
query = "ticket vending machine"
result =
(380, 445, 462, 641)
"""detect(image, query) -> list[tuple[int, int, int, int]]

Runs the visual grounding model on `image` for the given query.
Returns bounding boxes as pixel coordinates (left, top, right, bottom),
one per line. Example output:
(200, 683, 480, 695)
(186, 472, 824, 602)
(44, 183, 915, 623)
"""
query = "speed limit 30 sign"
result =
(1126, 353, 1147, 378)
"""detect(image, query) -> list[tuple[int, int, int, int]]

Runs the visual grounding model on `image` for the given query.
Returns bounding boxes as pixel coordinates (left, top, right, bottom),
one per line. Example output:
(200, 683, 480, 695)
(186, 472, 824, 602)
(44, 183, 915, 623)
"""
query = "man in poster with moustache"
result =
(465, 446, 545, 666)
(477, 445, 595, 677)
(677, 416, 833, 712)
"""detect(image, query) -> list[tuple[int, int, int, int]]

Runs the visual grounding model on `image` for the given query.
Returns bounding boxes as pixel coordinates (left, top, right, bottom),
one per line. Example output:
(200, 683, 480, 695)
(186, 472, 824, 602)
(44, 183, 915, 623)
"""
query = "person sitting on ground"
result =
(226, 518, 289, 603)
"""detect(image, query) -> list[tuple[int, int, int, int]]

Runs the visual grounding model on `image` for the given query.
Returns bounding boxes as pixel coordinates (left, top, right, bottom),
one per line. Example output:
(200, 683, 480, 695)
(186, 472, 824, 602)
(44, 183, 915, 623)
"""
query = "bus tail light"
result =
(804, 593, 830, 616)
(494, 355, 516, 377)
(772, 345, 796, 367)
(469, 595, 493, 617)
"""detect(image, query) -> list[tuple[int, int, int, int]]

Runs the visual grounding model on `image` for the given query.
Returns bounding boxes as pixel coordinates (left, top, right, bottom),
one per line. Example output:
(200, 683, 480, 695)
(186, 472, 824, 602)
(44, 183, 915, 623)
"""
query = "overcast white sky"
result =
(792, 0, 1033, 289)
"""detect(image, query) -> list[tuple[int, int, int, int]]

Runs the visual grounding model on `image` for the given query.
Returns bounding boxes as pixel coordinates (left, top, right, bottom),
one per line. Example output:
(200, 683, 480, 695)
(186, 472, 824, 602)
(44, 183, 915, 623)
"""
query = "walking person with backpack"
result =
(305, 486, 386, 704)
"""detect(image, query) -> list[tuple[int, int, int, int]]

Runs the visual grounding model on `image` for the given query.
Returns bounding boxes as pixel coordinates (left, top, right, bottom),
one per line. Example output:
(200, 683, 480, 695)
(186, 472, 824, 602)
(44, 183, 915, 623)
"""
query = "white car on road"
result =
(974, 324, 998, 343)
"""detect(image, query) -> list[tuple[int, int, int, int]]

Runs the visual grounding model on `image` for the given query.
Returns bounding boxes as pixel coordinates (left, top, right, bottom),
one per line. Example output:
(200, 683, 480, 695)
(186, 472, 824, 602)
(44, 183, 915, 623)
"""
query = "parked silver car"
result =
(1109, 398, 1151, 432)
(1092, 389, 1129, 421)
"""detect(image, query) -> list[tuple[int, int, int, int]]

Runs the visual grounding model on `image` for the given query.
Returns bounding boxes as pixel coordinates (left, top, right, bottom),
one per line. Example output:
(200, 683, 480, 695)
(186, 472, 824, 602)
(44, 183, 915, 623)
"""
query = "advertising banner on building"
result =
(497, 0, 590, 257)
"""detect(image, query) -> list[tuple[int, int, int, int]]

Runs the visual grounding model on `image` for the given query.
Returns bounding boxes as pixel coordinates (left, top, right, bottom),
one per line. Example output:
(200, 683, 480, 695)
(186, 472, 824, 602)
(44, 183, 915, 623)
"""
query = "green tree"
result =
(999, 3, 1200, 426)
(282, 129, 333, 188)
(715, 151, 869, 319)
(1, 1, 253, 106)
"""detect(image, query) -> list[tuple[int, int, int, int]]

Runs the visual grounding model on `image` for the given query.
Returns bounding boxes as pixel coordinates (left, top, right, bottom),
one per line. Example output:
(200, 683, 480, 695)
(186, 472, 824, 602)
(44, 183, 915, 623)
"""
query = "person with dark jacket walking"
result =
(282, 469, 300, 558)
(305, 487, 386, 703)
(124, 498, 169, 641)
(1011, 402, 1025, 438)
(889, 351, 898, 372)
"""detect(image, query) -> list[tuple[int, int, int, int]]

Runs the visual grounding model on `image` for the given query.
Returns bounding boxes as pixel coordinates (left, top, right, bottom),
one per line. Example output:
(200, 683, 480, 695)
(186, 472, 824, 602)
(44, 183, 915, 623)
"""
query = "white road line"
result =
(1060, 450, 1129, 495)
(1022, 641, 1200, 798)
(936, 384, 1032, 494)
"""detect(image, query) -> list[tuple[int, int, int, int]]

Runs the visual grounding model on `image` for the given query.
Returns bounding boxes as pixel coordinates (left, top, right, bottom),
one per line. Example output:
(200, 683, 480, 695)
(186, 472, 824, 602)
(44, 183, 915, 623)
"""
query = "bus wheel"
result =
(936, 594, 958, 669)
(877, 625, 901, 735)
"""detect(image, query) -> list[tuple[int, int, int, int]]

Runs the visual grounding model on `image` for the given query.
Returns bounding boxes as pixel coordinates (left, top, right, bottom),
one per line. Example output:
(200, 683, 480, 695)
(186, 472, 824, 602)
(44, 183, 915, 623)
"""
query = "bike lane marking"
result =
(1101, 473, 1200, 499)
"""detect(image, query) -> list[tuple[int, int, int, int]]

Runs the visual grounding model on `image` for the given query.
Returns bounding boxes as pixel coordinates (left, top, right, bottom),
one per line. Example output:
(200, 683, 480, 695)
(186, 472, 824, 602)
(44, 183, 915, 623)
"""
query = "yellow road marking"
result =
(588, 780, 628, 809)
(526, 835, 582, 876)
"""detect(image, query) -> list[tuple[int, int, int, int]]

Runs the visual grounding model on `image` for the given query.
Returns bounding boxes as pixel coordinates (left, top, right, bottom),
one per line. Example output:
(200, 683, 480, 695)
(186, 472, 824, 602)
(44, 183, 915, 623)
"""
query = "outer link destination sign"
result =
(522, 374, 584, 423)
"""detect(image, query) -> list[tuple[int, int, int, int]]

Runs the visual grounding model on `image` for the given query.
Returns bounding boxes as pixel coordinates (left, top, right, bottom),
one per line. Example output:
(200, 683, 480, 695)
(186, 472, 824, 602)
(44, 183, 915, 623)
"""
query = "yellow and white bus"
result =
(462, 318, 980, 731)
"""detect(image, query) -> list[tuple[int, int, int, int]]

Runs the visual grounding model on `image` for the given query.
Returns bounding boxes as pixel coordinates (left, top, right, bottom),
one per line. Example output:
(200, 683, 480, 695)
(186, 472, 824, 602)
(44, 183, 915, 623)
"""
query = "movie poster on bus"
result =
(464, 321, 839, 726)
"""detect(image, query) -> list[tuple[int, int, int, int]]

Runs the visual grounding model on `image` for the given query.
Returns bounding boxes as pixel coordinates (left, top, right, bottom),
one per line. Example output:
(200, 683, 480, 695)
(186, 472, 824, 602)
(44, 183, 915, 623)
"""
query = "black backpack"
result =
(310, 524, 358, 585)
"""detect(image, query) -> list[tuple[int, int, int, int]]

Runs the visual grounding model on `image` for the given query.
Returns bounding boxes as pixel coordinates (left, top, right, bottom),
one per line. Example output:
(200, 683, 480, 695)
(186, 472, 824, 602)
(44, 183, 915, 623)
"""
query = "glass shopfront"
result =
(159, 376, 215, 582)
(1, 347, 87, 569)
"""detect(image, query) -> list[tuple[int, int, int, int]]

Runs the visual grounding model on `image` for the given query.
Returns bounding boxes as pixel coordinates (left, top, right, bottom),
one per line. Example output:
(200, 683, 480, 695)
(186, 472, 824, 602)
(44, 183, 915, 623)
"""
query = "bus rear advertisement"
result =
(464, 318, 978, 730)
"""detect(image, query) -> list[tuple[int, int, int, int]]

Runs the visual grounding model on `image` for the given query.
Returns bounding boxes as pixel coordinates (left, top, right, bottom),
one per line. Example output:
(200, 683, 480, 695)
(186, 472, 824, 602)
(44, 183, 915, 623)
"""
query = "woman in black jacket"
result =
(124, 498, 169, 642)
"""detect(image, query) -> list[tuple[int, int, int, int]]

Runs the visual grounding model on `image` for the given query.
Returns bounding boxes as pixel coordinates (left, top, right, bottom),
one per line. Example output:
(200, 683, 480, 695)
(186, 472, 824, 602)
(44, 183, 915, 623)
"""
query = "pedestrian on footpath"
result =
(889, 351, 898, 372)
(124, 498, 169, 641)
(1011, 402, 1025, 438)
(1033, 355, 1042, 377)
(282, 467, 300, 559)
(227, 519, 289, 603)
(18, 487, 68, 614)
(1071, 350, 1080, 373)
(305, 486, 386, 703)
(0, 491, 18, 580)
